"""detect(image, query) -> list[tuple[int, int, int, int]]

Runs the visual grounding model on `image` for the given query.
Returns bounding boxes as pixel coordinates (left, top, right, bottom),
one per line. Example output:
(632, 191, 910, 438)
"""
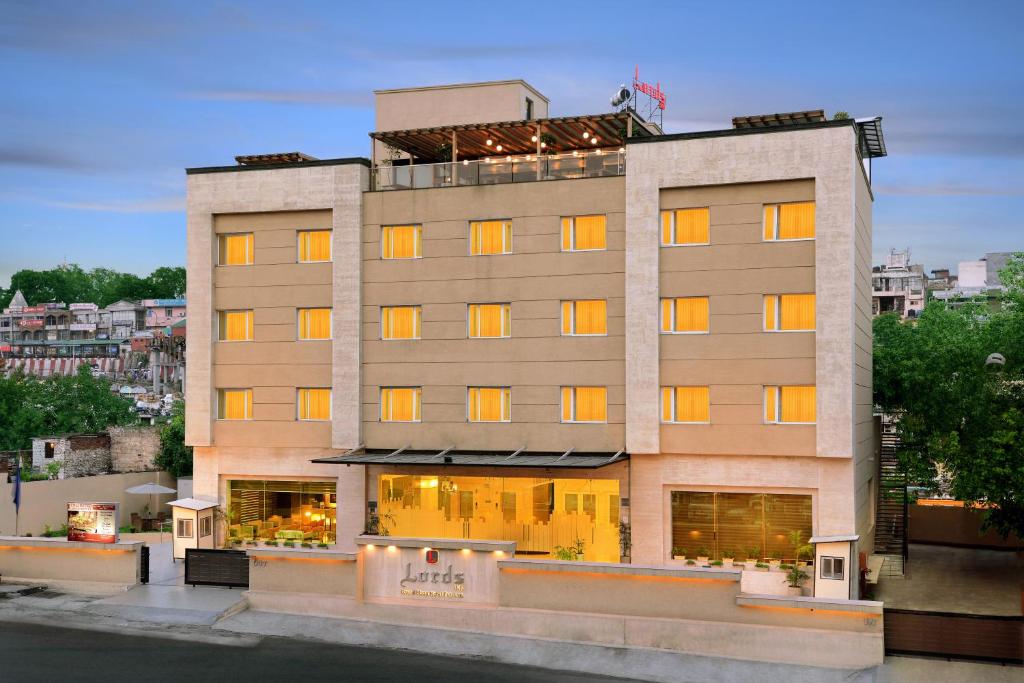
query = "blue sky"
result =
(1, 0, 1021, 287)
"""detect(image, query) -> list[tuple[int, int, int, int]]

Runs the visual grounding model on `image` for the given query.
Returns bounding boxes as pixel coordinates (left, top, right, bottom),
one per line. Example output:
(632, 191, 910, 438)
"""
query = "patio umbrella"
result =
(125, 482, 177, 528)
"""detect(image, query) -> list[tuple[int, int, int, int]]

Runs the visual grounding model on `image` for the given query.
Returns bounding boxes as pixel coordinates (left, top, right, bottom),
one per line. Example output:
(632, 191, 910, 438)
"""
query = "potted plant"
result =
(686, 559, 696, 566)
(786, 565, 809, 596)
(696, 547, 711, 565)
(245, 539, 257, 546)
(301, 541, 313, 549)
(672, 546, 687, 561)
(768, 550, 782, 570)
(710, 560, 724, 567)
(571, 537, 586, 560)
(789, 530, 814, 569)
(317, 542, 329, 549)
(283, 540, 295, 548)
(754, 562, 769, 571)
(721, 549, 735, 568)
(265, 540, 278, 547)
(745, 546, 760, 565)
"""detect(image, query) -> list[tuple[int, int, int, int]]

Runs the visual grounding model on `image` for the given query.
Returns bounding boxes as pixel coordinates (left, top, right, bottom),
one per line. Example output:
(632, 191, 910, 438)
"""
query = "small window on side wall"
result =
(820, 556, 844, 580)
(199, 515, 212, 538)
(177, 518, 193, 539)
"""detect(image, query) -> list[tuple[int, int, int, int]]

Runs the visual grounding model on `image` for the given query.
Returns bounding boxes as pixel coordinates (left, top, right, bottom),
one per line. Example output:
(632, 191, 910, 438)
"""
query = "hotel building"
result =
(186, 79, 885, 600)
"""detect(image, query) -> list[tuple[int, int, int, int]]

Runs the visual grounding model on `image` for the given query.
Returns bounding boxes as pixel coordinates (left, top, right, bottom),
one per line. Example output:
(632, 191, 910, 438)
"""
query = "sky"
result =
(1, 0, 1021, 287)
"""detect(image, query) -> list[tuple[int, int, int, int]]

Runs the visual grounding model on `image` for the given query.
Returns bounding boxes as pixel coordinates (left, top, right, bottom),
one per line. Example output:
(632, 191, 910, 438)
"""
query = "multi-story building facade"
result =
(931, 252, 1014, 308)
(871, 249, 925, 318)
(143, 298, 186, 331)
(186, 80, 885, 600)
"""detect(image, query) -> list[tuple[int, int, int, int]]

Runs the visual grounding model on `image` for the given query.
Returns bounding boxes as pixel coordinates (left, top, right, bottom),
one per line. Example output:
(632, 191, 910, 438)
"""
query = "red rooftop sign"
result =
(633, 65, 666, 111)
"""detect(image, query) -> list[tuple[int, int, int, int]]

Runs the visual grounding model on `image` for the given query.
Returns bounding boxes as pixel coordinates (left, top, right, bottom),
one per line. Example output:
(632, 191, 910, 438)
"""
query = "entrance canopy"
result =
(313, 448, 627, 469)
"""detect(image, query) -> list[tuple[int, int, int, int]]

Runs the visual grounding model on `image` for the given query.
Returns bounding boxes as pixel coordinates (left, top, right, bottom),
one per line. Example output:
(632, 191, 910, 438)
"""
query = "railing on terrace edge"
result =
(373, 148, 625, 191)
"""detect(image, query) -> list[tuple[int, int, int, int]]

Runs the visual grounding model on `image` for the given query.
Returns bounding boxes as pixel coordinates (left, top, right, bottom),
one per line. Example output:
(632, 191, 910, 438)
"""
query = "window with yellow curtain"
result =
(381, 306, 422, 340)
(297, 308, 331, 340)
(468, 303, 511, 338)
(298, 230, 332, 262)
(297, 388, 331, 420)
(561, 386, 607, 423)
(380, 387, 422, 422)
(660, 297, 709, 333)
(470, 220, 512, 255)
(660, 208, 710, 246)
(218, 389, 252, 420)
(219, 233, 254, 266)
(764, 294, 815, 331)
(381, 225, 422, 259)
(561, 300, 607, 335)
(764, 386, 816, 423)
(661, 386, 710, 423)
(763, 202, 815, 240)
(468, 387, 511, 422)
(218, 310, 253, 341)
(561, 215, 607, 251)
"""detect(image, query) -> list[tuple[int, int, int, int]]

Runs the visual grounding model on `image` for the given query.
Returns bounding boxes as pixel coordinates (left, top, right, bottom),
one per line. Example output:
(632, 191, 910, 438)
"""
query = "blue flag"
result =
(10, 465, 20, 513)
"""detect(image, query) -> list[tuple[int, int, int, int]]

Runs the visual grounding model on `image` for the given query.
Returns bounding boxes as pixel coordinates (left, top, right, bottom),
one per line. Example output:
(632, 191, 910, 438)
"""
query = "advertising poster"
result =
(67, 502, 119, 543)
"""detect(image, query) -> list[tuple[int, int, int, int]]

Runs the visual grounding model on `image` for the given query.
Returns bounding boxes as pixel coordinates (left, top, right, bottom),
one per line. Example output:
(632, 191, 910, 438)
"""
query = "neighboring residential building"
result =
(926, 267, 957, 294)
(186, 80, 886, 601)
(871, 249, 926, 318)
(143, 298, 186, 330)
(100, 299, 146, 339)
(931, 252, 1015, 308)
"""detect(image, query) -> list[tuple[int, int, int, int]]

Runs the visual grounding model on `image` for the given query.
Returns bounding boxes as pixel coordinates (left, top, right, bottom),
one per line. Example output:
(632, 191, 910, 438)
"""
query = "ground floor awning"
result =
(312, 447, 627, 469)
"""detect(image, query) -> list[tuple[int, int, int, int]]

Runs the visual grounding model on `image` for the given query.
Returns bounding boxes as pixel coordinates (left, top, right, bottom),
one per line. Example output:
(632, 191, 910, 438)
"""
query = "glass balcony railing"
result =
(373, 148, 625, 191)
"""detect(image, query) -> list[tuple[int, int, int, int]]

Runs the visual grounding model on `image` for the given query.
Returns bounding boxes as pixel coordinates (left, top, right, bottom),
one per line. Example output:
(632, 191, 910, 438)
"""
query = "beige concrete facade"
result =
(185, 160, 369, 549)
(623, 126, 875, 596)
(186, 83, 878, 602)
(361, 177, 625, 452)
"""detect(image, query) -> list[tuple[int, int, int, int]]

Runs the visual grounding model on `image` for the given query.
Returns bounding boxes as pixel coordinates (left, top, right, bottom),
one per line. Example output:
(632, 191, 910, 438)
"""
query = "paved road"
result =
(0, 620, 635, 682)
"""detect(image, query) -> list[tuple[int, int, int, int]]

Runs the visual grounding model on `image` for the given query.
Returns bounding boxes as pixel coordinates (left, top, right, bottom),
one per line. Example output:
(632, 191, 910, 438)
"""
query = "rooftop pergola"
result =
(369, 110, 657, 164)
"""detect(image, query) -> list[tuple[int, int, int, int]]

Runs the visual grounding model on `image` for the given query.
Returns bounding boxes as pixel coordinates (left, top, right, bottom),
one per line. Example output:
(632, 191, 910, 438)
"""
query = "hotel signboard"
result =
(359, 537, 511, 605)
(67, 502, 119, 543)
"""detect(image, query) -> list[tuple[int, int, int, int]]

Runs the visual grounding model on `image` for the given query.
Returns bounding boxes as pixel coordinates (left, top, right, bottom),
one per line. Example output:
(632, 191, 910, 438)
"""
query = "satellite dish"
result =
(610, 85, 631, 107)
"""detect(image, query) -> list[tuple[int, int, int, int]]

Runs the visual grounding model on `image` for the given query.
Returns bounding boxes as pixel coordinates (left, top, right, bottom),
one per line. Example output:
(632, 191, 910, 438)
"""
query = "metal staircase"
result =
(874, 426, 908, 577)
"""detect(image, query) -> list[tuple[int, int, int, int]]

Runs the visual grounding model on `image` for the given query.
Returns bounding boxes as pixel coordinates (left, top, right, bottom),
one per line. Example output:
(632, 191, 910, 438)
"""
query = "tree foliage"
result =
(0, 365, 137, 451)
(874, 253, 1024, 538)
(155, 400, 192, 477)
(0, 264, 184, 308)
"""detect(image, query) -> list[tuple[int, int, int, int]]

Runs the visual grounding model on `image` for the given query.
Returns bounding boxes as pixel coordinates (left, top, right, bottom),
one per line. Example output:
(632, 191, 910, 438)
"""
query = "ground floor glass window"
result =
(228, 480, 336, 543)
(377, 474, 621, 562)
(670, 491, 811, 562)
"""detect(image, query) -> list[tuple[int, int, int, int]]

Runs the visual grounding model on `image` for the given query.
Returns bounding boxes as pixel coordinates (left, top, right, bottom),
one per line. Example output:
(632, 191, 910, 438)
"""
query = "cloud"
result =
(185, 89, 373, 107)
(0, 146, 91, 170)
(875, 183, 1024, 197)
(47, 196, 185, 214)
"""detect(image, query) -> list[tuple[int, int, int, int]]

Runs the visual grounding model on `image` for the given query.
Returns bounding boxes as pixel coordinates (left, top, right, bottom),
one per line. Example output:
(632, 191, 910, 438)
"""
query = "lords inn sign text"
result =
(400, 551, 466, 599)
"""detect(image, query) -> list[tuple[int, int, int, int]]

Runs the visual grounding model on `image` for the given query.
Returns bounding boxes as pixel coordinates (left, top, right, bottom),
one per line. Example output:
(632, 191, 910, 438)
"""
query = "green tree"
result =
(145, 267, 186, 299)
(0, 366, 136, 450)
(874, 252, 1024, 538)
(156, 400, 192, 477)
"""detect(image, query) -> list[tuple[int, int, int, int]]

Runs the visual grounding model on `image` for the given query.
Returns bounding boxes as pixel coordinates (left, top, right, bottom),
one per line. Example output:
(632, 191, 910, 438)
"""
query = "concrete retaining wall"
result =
(0, 471, 176, 536)
(910, 504, 1021, 549)
(0, 536, 141, 589)
(243, 547, 884, 670)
